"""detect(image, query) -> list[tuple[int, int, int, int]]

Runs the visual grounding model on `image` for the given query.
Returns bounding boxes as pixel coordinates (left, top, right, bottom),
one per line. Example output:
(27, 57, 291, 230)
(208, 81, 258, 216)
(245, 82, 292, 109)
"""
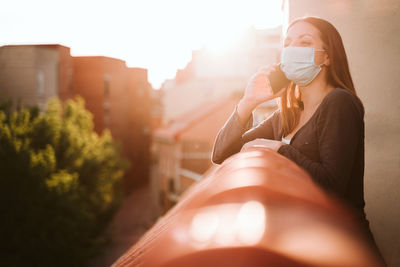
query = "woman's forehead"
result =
(285, 21, 321, 40)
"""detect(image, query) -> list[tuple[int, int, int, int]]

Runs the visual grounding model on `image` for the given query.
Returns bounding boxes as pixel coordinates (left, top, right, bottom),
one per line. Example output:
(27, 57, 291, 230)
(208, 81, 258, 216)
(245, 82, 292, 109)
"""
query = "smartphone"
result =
(268, 64, 290, 94)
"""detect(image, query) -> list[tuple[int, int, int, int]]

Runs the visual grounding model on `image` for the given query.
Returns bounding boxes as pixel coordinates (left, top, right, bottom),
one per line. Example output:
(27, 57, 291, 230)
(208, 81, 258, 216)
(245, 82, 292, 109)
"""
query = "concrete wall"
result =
(285, 0, 400, 265)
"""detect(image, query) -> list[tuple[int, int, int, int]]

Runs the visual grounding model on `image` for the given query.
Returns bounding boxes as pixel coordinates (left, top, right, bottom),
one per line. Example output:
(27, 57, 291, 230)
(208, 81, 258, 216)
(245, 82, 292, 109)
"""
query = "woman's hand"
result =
(242, 65, 286, 106)
(241, 138, 285, 152)
(237, 65, 287, 126)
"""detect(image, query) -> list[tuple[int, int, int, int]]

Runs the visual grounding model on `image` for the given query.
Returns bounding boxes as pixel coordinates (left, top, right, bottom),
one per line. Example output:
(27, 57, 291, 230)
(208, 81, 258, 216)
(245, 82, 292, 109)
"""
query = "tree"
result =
(0, 97, 129, 267)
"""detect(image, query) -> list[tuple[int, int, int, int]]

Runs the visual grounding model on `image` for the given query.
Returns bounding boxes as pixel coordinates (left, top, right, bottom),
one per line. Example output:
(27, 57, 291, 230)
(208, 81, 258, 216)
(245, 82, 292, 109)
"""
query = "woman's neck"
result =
(299, 69, 334, 111)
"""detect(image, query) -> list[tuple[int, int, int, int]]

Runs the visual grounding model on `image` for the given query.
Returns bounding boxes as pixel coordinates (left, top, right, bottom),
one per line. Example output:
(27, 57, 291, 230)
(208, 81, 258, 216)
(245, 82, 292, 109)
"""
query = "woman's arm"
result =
(211, 105, 252, 164)
(278, 91, 364, 195)
(211, 106, 279, 164)
(212, 65, 286, 164)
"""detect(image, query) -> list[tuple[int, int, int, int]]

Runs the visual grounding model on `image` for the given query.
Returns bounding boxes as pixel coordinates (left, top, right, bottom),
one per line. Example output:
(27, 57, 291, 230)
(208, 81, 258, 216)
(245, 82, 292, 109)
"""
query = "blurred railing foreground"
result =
(113, 148, 383, 267)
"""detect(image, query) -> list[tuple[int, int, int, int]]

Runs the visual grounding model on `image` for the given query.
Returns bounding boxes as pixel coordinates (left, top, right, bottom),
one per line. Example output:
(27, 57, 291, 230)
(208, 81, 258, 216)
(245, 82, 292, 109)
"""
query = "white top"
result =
(281, 136, 291, 144)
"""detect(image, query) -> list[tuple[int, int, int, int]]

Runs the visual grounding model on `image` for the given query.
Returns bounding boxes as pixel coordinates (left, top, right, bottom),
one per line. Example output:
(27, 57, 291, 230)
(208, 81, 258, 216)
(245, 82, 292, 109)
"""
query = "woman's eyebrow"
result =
(283, 33, 314, 42)
(298, 33, 315, 39)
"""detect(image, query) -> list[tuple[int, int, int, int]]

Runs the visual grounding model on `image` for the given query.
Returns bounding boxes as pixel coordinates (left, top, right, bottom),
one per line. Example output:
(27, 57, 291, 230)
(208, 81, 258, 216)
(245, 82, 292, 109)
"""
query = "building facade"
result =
(73, 56, 152, 188)
(0, 44, 73, 109)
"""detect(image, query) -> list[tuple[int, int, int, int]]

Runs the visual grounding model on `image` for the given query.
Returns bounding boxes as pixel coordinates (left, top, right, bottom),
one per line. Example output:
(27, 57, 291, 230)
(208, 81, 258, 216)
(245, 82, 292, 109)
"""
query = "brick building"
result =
(72, 56, 152, 188)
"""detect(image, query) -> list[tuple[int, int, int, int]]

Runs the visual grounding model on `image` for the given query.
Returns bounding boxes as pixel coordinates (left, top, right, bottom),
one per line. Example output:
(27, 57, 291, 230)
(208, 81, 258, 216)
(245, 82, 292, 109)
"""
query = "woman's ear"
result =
(323, 53, 330, 66)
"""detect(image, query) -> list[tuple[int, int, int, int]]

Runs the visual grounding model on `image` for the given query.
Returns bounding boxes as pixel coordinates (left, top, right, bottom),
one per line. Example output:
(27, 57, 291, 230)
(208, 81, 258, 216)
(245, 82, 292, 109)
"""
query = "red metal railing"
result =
(113, 147, 383, 267)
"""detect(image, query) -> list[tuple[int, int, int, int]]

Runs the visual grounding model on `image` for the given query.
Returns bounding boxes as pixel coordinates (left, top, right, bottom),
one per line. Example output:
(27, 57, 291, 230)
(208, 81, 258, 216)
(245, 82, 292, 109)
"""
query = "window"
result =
(104, 80, 110, 98)
(37, 70, 44, 96)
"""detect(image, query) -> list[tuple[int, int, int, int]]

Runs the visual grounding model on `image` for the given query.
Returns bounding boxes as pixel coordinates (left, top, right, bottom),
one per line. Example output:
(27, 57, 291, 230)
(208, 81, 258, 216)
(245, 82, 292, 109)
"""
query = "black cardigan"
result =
(212, 87, 366, 218)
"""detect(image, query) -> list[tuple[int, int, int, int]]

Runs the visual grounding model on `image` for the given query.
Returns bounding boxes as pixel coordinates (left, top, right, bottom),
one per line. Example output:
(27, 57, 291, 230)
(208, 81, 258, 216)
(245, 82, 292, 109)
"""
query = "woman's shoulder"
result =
(321, 87, 364, 116)
(324, 87, 358, 103)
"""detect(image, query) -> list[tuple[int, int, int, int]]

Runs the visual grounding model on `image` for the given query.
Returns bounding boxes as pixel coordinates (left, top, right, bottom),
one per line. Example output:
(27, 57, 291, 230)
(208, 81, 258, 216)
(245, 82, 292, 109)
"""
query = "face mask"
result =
(281, 46, 325, 86)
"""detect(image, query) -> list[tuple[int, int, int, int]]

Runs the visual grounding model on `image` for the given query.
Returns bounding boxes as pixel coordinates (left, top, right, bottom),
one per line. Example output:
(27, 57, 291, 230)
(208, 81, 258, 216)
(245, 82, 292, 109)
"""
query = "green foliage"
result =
(0, 97, 129, 267)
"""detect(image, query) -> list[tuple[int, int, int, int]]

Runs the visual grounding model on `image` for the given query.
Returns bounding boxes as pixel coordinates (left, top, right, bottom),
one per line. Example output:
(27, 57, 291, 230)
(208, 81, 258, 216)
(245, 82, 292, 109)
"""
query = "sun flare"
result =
(0, 0, 284, 88)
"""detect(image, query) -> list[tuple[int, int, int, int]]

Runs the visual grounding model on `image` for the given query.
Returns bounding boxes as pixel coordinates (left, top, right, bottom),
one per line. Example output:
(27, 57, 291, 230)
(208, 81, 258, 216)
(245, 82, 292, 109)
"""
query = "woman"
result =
(212, 16, 385, 264)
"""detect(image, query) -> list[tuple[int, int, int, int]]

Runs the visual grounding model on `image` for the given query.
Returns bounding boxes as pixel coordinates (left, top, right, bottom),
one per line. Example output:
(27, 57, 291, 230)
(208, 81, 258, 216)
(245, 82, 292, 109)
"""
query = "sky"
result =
(0, 0, 283, 89)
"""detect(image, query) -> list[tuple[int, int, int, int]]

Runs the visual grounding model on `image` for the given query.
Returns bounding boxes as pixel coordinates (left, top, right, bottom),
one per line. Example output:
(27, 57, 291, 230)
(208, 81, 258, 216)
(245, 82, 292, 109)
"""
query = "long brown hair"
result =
(280, 16, 364, 137)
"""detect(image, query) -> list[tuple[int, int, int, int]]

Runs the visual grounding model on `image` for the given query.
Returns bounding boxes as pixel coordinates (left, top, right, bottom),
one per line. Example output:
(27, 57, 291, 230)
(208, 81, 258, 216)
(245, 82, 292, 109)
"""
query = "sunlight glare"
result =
(189, 210, 220, 243)
(236, 201, 266, 245)
(0, 0, 283, 88)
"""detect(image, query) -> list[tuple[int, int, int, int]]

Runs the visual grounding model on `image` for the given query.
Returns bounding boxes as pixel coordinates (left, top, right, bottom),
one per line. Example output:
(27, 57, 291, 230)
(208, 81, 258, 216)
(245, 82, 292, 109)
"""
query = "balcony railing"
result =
(113, 147, 383, 267)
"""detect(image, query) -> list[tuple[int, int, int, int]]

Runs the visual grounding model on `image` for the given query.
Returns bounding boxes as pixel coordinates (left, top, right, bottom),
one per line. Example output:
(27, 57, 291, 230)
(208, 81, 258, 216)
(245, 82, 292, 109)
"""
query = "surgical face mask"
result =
(281, 46, 325, 86)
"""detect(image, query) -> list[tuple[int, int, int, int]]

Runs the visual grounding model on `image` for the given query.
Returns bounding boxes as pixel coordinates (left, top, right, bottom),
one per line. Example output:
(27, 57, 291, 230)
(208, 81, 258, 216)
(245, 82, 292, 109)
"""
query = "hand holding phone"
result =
(268, 64, 291, 94)
(239, 65, 290, 125)
(242, 64, 290, 109)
